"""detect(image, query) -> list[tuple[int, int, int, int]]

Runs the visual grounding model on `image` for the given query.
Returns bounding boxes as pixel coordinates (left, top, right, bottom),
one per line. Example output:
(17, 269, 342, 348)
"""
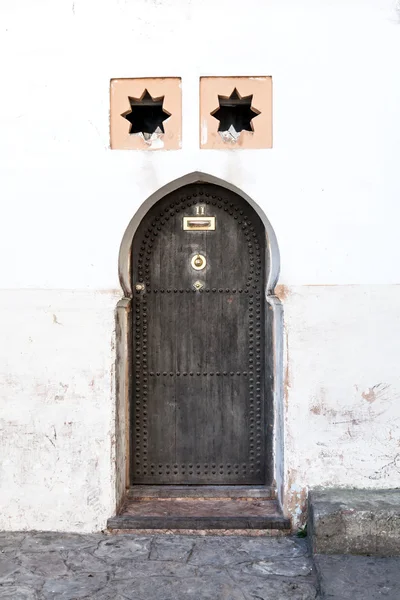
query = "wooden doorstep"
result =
(108, 497, 290, 531)
(127, 485, 276, 499)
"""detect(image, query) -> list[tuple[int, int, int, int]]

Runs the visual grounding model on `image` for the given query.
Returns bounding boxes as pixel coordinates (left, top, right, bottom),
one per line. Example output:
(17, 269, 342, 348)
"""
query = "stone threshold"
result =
(108, 497, 291, 531)
(127, 485, 276, 499)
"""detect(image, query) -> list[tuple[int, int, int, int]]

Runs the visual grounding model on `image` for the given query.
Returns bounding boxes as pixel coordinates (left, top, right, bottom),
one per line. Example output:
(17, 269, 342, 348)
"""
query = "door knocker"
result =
(191, 254, 206, 270)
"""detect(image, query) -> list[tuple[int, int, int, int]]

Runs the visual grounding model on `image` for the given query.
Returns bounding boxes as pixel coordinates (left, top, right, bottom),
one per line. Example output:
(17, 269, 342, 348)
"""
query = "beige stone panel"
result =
(200, 77, 272, 150)
(110, 78, 182, 150)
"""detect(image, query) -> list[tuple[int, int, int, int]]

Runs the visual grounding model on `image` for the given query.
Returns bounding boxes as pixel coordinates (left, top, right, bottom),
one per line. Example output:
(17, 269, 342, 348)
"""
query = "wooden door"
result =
(131, 183, 267, 485)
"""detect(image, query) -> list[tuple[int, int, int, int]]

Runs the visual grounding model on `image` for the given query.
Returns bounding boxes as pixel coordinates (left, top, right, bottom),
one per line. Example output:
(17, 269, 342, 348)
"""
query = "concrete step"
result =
(108, 498, 290, 531)
(309, 488, 400, 556)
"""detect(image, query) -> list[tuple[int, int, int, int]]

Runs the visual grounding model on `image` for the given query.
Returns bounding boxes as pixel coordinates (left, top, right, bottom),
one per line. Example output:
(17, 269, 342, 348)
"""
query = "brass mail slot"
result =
(183, 216, 216, 231)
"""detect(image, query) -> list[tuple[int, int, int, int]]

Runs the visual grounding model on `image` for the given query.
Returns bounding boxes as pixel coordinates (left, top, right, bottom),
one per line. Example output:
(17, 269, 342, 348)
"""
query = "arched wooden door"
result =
(131, 183, 268, 485)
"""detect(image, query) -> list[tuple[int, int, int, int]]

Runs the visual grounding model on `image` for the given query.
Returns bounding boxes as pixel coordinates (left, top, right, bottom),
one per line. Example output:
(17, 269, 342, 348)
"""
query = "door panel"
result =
(131, 183, 267, 484)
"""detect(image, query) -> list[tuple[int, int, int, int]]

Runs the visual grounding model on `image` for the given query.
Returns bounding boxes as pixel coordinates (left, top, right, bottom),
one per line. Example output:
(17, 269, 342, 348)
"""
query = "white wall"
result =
(0, 291, 119, 531)
(0, 0, 399, 531)
(282, 285, 400, 520)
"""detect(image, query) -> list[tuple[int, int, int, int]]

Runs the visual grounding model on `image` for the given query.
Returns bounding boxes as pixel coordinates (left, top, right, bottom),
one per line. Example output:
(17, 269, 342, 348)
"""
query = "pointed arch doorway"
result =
(126, 180, 277, 487)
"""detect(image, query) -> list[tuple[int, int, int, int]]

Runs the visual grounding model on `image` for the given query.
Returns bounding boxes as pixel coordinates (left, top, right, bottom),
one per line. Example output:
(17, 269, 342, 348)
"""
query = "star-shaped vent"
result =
(122, 90, 171, 140)
(211, 88, 260, 141)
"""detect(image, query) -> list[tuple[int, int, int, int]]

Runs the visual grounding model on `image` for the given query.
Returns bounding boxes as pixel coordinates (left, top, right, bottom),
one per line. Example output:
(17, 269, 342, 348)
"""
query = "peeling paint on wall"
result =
(0, 290, 120, 533)
(281, 285, 400, 527)
(285, 470, 308, 527)
(275, 285, 290, 302)
(361, 383, 391, 404)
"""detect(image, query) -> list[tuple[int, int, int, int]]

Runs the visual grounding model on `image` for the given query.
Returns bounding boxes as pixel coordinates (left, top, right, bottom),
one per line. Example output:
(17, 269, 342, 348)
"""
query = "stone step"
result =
(108, 498, 290, 531)
(127, 485, 276, 499)
(309, 488, 400, 556)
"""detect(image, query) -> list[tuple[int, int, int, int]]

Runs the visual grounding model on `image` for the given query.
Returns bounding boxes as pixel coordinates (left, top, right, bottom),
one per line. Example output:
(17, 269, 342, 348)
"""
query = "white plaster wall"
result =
(1, 0, 400, 289)
(0, 0, 400, 530)
(281, 285, 400, 522)
(0, 291, 119, 532)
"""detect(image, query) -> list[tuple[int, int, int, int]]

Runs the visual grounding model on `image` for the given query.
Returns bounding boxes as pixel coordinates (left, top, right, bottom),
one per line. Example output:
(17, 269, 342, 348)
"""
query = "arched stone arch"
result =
(113, 173, 285, 517)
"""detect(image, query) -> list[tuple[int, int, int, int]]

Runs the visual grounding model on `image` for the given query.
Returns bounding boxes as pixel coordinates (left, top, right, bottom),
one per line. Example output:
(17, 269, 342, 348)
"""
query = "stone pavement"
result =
(0, 532, 317, 599)
(314, 554, 400, 600)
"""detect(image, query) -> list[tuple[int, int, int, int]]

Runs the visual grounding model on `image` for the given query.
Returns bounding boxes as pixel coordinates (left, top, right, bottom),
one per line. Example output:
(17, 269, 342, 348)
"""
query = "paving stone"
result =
(91, 592, 130, 600)
(91, 595, 128, 600)
(20, 552, 68, 577)
(314, 554, 400, 600)
(121, 573, 247, 600)
(238, 576, 317, 600)
(21, 533, 103, 553)
(5, 567, 45, 590)
(64, 549, 114, 573)
(0, 533, 26, 554)
(113, 559, 198, 579)
(231, 556, 313, 578)
(195, 564, 235, 578)
(0, 586, 37, 599)
(79, 578, 134, 600)
(41, 572, 108, 599)
(188, 536, 306, 566)
(0, 556, 19, 580)
(236, 536, 308, 558)
(149, 535, 195, 561)
(93, 535, 152, 564)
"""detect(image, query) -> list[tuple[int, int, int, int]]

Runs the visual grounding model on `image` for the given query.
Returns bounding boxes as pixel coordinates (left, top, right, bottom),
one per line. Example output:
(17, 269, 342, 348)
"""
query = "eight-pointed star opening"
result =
(122, 90, 171, 140)
(211, 88, 260, 141)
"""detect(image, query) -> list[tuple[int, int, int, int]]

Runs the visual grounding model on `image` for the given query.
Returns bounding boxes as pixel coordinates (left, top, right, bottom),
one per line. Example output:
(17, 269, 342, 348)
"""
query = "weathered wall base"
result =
(309, 488, 400, 555)
(0, 290, 119, 532)
(280, 285, 400, 525)
(1, 285, 399, 531)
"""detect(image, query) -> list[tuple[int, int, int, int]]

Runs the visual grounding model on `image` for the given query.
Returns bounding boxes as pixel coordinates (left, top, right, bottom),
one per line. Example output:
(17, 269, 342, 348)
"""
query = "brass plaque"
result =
(183, 216, 216, 231)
